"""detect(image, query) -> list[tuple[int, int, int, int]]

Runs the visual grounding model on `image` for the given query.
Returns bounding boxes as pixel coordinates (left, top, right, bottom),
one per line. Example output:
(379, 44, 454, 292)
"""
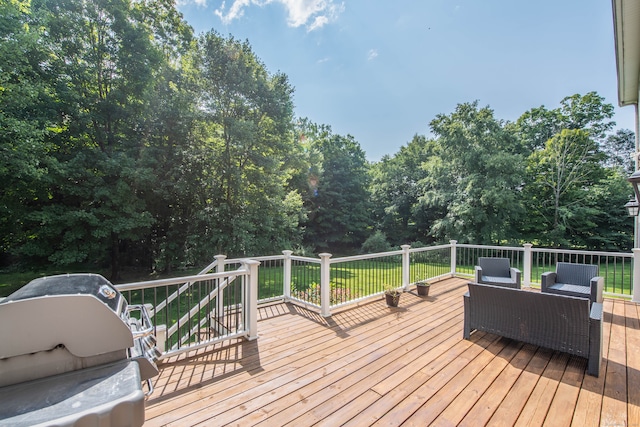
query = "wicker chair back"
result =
(477, 257, 510, 277)
(556, 262, 599, 287)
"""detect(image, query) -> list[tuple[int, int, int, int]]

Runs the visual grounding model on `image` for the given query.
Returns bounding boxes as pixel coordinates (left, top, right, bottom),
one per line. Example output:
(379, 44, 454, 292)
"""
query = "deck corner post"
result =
(244, 259, 260, 340)
(282, 250, 293, 301)
(214, 254, 227, 272)
(450, 240, 458, 277)
(401, 244, 411, 291)
(523, 243, 533, 288)
(319, 253, 332, 317)
(633, 249, 640, 303)
(215, 255, 227, 320)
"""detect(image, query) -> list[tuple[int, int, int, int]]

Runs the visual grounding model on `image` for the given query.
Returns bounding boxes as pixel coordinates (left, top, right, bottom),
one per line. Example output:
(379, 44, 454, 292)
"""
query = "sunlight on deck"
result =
(144, 277, 640, 426)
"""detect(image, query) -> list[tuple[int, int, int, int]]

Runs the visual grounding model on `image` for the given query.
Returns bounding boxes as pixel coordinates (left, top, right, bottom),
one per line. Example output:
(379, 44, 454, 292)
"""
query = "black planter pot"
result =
(416, 284, 430, 297)
(385, 292, 400, 307)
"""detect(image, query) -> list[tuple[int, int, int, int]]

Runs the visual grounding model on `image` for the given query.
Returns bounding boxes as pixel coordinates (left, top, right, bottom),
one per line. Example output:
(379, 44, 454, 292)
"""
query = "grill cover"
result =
(2, 273, 126, 316)
(0, 274, 135, 385)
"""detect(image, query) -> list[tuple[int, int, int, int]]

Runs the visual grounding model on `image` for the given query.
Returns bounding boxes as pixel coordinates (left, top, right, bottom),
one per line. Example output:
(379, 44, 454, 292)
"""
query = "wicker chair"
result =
(541, 262, 603, 305)
(474, 257, 521, 289)
(464, 282, 603, 376)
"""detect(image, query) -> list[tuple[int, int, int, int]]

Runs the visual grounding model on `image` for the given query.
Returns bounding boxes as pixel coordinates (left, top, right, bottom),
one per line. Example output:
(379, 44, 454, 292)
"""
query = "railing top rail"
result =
(455, 243, 524, 252)
(116, 269, 248, 291)
(331, 249, 403, 263)
(219, 254, 319, 264)
(290, 255, 322, 263)
(408, 244, 451, 253)
(530, 247, 632, 258)
(224, 255, 283, 264)
(197, 259, 220, 275)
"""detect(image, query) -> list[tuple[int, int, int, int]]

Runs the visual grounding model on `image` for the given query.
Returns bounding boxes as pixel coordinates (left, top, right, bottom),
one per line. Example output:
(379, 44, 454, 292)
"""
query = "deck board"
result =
(601, 300, 628, 427)
(626, 302, 640, 426)
(144, 277, 639, 427)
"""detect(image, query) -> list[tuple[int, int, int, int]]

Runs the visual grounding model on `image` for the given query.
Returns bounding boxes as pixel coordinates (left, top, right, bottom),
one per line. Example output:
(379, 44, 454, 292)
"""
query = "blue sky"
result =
(176, 0, 635, 161)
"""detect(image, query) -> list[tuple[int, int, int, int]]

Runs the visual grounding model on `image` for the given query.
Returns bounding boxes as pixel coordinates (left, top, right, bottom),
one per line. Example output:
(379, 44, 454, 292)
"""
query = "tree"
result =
(421, 101, 525, 244)
(0, 0, 56, 260)
(514, 93, 622, 249)
(45, 0, 163, 277)
(579, 169, 634, 251)
(301, 131, 372, 253)
(512, 92, 615, 152)
(3, 0, 196, 278)
(369, 135, 440, 245)
(192, 32, 302, 257)
(524, 129, 606, 247)
(601, 128, 635, 174)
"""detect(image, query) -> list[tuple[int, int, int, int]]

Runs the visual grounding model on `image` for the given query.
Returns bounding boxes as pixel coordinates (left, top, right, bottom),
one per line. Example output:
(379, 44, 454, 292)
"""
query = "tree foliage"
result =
(0, 0, 635, 278)
(369, 95, 632, 251)
(515, 93, 627, 249)
(0, 0, 56, 257)
(298, 123, 372, 253)
(602, 128, 635, 174)
(524, 129, 605, 246)
(369, 135, 441, 246)
(0, 0, 310, 276)
(422, 101, 525, 244)
(512, 91, 615, 151)
(190, 31, 301, 257)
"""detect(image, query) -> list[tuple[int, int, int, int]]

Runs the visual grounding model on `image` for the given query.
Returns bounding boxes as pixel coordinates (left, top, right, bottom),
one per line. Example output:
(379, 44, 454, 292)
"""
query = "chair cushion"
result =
(480, 276, 519, 289)
(547, 283, 590, 299)
(481, 275, 514, 285)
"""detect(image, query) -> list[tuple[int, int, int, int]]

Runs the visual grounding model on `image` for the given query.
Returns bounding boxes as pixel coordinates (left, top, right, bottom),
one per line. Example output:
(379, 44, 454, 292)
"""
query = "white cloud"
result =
(368, 49, 379, 61)
(215, 0, 252, 22)
(285, 0, 325, 27)
(215, 0, 344, 31)
(308, 15, 329, 32)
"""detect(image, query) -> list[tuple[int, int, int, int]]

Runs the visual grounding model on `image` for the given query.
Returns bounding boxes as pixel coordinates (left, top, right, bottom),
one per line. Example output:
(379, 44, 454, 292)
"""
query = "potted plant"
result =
(383, 284, 401, 307)
(416, 280, 431, 297)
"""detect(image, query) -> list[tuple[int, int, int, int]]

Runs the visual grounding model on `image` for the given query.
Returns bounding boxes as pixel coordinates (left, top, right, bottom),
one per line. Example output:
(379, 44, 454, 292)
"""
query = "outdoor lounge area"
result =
(143, 277, 640, 426)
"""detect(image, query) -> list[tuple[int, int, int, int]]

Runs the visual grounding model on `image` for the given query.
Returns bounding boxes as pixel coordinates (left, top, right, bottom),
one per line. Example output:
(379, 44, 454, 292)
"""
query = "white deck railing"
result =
(116, 260, 259, 359)
(115, 243, 637, 359)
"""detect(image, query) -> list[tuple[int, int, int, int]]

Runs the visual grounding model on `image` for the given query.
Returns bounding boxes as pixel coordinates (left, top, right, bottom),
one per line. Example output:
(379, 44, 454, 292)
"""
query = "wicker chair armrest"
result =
(474, 266, 482, 283)
(590, 276, 604, 304)
(463, 291, 471, 339)
(540, 272, 556, 292)
(588, 302, 603, 377)
(510, 268, 522, 289)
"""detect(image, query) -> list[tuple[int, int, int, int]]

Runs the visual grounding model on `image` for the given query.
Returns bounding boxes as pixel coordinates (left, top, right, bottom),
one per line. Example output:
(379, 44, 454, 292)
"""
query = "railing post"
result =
(243, 259, 260, 340)
(155, 324, 167, 353)
(633, 249, 640, 303)
(214, 254, 227, 272)
(450, 240, 457, 277)
(523, 243, 533, 288)
(319, 253, 332, 317)
(215, 254, 226, 321)
(402, 244, 411, 291)
(282, 250, 293, 300)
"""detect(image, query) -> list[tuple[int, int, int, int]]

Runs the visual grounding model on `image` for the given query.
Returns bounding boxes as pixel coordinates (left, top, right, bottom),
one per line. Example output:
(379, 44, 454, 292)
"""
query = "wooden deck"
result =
(144, 277, 640, 426)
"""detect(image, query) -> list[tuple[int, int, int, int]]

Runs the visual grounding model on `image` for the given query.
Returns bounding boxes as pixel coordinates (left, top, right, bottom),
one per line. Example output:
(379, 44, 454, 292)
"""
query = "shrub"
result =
(361, 231, 393, 254)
